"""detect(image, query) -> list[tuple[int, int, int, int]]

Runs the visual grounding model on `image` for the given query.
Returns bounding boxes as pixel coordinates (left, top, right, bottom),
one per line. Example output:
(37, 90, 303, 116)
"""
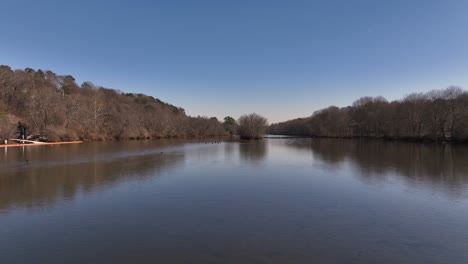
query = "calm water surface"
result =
(1, 139, 468, 264)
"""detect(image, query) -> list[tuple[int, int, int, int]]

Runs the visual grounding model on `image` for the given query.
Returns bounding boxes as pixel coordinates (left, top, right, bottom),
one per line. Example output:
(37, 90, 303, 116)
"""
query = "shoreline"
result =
(265, 134, 468, 144)
(0, 141, 83, 148)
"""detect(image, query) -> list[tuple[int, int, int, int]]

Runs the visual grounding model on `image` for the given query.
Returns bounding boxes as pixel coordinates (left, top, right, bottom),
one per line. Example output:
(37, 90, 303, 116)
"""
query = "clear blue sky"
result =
(1, 0, 468, 123)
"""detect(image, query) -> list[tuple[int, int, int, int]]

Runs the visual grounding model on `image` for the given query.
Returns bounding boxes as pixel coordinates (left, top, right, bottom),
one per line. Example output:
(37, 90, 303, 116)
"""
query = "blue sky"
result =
(1, 0, 468, 123)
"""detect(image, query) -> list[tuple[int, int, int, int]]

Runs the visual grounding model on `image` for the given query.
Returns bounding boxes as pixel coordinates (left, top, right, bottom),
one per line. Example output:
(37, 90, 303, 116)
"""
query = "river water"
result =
(1, 138, 468, 264)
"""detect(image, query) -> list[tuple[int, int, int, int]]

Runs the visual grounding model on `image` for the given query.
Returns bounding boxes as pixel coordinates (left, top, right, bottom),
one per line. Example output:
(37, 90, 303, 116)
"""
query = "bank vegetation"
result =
(269, 87, 468, 142)
(0, 66, 230, 141)
(238, 113, 268, 139)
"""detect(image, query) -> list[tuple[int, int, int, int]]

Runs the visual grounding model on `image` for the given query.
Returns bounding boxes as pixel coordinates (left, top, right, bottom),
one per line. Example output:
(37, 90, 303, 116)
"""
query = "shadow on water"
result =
(238, 140, 267, 164)
(0, 140, 187, 212)
(281, 138, 468, 196)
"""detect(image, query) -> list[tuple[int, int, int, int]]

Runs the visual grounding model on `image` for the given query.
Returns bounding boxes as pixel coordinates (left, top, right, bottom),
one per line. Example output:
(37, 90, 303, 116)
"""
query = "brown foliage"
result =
(238, 113, 268, 139)
(0, 66, 228, 141)
(269, 87, 468, 142)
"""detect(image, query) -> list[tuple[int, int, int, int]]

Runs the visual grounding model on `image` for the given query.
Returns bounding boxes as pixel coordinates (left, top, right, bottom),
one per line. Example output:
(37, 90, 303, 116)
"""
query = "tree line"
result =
(0, 65, 269, 142)
(269, 87, 468, 142)
(0, 66, 232, 141)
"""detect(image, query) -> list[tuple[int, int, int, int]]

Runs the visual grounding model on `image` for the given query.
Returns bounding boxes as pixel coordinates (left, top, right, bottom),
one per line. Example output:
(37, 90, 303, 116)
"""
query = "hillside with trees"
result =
(0, 66, 228, 141)
(269, 87, 468, 142)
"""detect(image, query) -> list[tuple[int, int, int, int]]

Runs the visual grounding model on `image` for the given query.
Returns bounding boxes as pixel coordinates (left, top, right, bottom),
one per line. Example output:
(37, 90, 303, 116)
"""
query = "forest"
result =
(3, 65, 466, 143)
(0, 66, 230, 141)
(269, 87, 468, 142)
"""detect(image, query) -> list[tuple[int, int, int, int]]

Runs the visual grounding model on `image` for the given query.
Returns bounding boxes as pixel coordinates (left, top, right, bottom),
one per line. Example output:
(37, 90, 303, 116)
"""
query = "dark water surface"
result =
(1, 139, 468, 264)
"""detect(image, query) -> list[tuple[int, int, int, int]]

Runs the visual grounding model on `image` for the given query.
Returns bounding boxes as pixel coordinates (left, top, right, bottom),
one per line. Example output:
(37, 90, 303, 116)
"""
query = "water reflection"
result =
(282, 138, 468, 196)
(0, 141, 186, 212)
(1, 139, 468, 264)
(238, 140, 267, 164)
(223, 141, 235, 158)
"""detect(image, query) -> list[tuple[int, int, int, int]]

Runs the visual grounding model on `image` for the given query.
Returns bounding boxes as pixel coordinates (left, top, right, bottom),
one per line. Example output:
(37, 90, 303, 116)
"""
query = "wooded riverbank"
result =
(269, 87, 468, 142)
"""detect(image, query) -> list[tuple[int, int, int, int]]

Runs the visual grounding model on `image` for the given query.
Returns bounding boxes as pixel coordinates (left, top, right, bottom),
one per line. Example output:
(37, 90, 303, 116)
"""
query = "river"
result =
(1, 138, 468, 263)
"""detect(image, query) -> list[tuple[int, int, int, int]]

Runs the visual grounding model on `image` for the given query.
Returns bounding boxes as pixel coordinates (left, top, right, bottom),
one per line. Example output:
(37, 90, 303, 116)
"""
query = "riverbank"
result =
(266, 134, 468, 144)
(0, 141, 83, 148)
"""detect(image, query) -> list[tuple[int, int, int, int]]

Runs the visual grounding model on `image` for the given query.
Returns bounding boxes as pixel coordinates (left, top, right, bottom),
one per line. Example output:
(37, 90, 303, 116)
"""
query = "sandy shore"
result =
(0, 141, 83, 148)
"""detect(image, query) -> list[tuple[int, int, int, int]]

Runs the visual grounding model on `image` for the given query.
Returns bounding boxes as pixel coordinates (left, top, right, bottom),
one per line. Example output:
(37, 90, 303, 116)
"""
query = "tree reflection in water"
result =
(282, 138, 468, 197)
(238, 140, 267, 164)
(0, 141, 186, 212)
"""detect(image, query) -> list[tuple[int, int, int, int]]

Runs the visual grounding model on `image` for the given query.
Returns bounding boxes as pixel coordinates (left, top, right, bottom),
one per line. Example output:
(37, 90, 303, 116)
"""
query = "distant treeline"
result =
(269, 87, 468, 142)
(0, 66, 229, 141)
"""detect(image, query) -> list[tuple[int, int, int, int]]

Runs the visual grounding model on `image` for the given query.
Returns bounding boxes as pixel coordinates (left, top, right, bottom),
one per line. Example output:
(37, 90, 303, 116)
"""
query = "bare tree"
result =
(269, 87, 468, 142)
(0, 113, 18, 142)
(238, 113, 268, 139)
